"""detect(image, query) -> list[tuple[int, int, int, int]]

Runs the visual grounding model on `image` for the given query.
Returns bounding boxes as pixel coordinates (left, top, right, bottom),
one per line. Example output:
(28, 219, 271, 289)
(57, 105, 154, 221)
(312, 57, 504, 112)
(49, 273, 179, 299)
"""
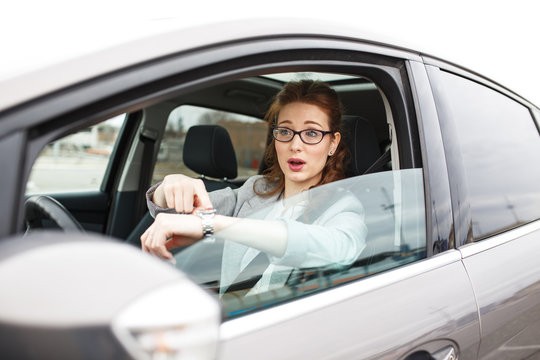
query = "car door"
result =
(427, 61, 540, 360)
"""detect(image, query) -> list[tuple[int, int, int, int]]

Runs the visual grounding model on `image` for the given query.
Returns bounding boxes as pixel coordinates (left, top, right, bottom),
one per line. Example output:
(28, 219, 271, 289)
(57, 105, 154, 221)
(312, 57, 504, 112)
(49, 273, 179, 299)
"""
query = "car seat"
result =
(126, 125, 239, 246)
(183, 125, 238, 190)
(340, 115, 386, 176)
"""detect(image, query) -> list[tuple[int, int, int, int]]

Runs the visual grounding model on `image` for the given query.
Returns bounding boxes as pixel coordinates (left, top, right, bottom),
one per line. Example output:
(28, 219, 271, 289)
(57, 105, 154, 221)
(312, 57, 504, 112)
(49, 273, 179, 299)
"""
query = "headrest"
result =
(183, 125, 238, 179)
(341, 115, 381, 176)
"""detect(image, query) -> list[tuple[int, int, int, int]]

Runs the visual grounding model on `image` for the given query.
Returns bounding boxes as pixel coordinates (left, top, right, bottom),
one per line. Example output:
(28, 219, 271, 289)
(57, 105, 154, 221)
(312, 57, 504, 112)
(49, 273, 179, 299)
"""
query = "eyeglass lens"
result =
(273, 127, 325, 144)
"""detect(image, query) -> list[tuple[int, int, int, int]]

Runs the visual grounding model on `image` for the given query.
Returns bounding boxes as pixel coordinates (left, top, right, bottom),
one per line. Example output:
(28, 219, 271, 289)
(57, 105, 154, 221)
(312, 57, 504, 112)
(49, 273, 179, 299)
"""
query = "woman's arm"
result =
(140, 213, 287, 259)
(274, 194, 367, 267)
(274, 210, 366, 268)
(146, 174, 255, 218)
(143, 177, 365, 268)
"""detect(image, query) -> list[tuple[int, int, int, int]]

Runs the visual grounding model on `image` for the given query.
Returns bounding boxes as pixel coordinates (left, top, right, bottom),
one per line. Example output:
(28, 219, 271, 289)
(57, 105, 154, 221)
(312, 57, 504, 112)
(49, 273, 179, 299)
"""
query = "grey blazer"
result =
(146, 175, 278, 218)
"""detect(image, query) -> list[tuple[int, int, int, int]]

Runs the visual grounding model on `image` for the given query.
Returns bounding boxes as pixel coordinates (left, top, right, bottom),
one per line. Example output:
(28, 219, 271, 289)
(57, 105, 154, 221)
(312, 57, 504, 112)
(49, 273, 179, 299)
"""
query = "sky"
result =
(2, 0, 539, 106)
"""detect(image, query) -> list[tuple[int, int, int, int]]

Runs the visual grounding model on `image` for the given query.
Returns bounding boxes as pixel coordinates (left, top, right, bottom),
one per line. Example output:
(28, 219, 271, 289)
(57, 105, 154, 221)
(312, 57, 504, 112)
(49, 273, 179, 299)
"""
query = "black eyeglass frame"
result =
(271, 126, 335, 145)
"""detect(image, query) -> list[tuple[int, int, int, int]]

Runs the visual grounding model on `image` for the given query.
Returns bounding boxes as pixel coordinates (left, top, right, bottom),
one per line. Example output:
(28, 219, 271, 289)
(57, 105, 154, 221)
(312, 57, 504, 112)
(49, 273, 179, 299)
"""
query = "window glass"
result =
(26, 115, 125, 194)
(170, 169, 426, 318)
(437, 71, 540, 239)
(152, 105, 267, 185)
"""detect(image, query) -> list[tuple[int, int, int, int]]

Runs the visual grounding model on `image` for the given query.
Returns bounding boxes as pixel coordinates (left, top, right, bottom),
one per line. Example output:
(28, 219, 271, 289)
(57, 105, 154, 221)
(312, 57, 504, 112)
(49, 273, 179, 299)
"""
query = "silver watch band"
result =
(194, 209, 216, 237)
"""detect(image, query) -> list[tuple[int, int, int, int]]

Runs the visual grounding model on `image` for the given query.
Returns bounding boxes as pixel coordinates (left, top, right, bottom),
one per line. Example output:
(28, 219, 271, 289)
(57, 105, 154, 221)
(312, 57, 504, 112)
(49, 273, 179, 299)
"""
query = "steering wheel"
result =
(25, 195, 85, 232)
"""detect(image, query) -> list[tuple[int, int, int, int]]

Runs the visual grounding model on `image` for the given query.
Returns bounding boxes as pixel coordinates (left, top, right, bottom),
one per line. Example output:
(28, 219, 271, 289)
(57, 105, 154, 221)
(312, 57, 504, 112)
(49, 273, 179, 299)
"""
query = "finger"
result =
(158, 245, 172, 259)
(173, 185, 185, 213)
(164, 184, 176, 210)
(140, 228, 149, 251)
(193, 179, 213, 209)
(183, 186, 194, 213)
(149, 227, 172, 259)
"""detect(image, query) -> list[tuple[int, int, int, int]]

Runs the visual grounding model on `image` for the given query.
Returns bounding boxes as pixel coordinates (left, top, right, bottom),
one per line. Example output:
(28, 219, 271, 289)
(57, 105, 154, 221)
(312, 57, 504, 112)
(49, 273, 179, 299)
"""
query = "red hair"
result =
(255, 80, 349, 197)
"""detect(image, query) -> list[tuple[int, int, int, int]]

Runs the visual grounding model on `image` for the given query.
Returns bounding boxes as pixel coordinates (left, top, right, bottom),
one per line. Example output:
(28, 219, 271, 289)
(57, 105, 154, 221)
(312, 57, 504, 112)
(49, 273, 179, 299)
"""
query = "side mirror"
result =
(0, 232, 220, 359)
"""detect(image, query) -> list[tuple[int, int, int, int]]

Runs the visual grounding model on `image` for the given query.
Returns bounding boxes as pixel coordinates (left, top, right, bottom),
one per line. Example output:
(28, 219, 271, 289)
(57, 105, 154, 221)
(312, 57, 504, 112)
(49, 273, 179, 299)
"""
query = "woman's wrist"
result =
(214, 214, 239, 233)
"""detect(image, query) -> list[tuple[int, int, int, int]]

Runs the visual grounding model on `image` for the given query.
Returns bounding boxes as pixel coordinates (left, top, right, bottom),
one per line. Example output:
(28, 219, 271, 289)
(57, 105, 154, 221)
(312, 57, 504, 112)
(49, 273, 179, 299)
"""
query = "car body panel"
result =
(0, 130, 26, 236)
(219, 251, 479, 360)
(459, 220, 540, 359)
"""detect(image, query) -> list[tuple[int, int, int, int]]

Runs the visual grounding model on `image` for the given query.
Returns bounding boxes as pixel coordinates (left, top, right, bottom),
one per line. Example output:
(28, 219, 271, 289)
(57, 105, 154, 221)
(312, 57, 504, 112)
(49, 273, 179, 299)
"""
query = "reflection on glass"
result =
(171, 169, 426, 318)
(438, 71, 540, 239)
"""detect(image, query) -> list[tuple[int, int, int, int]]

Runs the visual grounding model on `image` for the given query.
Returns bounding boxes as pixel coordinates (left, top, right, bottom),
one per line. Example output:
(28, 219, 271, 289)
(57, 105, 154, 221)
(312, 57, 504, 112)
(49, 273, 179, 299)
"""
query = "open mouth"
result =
(288, 159, 305, 165)
(288, 158, 305, 171)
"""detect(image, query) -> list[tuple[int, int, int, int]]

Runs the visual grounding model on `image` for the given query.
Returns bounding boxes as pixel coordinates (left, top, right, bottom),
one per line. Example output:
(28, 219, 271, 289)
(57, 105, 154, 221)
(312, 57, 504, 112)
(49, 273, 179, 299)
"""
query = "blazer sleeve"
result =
(145, 182, 176, 218)
(145, 179, 252, 218)
(269, 193, 367, 268)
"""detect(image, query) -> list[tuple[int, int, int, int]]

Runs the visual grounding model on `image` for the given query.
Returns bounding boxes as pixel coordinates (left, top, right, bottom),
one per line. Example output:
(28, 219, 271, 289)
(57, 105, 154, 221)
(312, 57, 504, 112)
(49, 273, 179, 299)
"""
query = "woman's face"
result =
(275, 102, 341, 197)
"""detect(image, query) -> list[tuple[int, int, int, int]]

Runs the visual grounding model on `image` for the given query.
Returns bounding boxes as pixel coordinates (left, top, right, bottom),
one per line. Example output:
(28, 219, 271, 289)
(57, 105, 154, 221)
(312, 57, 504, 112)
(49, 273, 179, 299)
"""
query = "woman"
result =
(142, 80, 367, 293)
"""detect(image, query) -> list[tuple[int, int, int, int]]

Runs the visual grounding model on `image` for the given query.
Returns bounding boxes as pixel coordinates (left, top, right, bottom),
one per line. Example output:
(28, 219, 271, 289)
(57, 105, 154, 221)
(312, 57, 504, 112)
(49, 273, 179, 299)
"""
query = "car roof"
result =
(1, 4, 538, 111)
(0, 18, 424, 111)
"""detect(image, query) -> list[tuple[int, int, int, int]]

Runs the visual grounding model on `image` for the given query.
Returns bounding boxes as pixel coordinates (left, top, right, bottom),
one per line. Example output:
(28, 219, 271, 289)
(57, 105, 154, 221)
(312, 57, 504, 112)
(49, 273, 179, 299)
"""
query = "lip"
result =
(287, 158, 305, 171)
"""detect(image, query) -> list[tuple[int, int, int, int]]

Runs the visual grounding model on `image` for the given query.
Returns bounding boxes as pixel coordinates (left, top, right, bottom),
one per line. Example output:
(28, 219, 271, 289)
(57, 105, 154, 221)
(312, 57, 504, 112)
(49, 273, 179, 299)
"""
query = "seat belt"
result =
(363, 149, 391, 175)
(134, 127, 158, 224)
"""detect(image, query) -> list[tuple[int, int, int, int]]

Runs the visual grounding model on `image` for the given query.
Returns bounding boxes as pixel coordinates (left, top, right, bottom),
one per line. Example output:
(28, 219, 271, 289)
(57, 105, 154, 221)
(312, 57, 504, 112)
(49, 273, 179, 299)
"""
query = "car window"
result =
(152, 105, 267, 185)
(26, 115, 126, 194)
(434, 71, 540, 240)
(171, 169, 426, 318)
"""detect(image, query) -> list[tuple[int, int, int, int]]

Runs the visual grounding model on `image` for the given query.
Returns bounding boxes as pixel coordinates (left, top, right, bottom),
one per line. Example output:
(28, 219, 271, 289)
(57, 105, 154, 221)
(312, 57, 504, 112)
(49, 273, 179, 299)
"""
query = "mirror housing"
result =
(0, 231, 220, 359)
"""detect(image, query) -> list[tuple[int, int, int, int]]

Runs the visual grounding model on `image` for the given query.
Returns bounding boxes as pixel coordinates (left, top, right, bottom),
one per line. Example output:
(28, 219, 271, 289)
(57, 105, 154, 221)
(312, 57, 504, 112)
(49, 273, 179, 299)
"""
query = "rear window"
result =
(435, 71, 540, 240)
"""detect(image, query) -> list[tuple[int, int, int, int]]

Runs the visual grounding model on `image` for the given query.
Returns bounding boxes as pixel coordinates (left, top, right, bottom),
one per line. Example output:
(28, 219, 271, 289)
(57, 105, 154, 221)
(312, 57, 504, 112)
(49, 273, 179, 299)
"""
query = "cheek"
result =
(310, 145, 330, 164)
(274, 142, 287, 164)
(275, 141, 287, 155)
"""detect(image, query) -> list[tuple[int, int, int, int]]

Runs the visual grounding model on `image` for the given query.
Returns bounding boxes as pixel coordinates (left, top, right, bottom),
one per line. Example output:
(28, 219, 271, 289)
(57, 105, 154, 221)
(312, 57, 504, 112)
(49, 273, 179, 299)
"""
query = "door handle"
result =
(431, 345, 457, 360)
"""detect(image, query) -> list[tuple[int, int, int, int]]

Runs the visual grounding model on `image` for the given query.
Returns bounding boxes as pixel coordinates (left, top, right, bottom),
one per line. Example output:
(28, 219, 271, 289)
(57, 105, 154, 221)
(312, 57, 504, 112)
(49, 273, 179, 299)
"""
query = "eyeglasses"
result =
(272, 126, 334, 145)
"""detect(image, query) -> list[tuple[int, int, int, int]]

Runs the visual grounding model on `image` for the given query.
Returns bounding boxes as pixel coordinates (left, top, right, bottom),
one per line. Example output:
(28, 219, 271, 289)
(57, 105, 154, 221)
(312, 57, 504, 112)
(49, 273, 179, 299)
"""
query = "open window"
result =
(137, 71, 426, 318)
(20, 47, 427, 321)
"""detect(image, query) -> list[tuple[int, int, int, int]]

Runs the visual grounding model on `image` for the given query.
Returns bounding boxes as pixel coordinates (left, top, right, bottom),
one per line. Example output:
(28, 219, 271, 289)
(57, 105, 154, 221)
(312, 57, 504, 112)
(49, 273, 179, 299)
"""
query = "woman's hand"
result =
(153, 174, 213, 213)
(140, 213, 203, 259)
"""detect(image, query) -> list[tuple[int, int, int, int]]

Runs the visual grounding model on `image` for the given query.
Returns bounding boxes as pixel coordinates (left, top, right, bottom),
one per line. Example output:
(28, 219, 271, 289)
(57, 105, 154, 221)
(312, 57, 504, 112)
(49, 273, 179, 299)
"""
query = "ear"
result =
(330, 132, 341, 154)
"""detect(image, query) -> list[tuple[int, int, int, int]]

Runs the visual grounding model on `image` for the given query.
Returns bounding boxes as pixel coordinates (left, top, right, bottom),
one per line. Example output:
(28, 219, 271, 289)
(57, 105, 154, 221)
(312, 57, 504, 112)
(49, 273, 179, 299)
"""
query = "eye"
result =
(279, 128, 292, 136)
(305, 130, 320, 138)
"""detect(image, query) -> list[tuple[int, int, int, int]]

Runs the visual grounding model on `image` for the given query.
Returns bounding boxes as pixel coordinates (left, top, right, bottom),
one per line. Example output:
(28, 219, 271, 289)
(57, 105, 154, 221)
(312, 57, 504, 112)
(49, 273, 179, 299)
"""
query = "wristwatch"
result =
(194, 208, 217, 237)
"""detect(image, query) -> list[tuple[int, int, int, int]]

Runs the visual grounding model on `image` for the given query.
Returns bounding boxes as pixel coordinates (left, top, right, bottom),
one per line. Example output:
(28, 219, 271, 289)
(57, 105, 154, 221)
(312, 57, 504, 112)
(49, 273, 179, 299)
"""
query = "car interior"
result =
(24, 70, 426, 316)
(26, 72, 392, 231)
(120, 73, 394, 246)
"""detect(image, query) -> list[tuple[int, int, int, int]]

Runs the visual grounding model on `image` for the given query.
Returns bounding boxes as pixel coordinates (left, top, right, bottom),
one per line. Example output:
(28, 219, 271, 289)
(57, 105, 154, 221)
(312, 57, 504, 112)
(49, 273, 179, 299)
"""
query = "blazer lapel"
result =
(237, 192, 281, 218)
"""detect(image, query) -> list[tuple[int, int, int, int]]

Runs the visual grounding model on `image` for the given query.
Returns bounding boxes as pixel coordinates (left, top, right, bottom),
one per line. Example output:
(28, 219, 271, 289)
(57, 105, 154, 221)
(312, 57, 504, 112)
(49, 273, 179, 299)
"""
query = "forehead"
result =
(277, 102, 330, 126)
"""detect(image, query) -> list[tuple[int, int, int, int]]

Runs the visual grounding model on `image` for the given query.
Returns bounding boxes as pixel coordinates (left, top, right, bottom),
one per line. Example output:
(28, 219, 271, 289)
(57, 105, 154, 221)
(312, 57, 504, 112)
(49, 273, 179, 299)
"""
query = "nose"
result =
(289, 133, 304, 151)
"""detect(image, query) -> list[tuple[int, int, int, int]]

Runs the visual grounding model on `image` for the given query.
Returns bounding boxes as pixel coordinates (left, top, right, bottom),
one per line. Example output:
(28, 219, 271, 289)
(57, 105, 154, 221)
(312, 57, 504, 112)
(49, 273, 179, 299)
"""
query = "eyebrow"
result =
(277, 120, 324, 127)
